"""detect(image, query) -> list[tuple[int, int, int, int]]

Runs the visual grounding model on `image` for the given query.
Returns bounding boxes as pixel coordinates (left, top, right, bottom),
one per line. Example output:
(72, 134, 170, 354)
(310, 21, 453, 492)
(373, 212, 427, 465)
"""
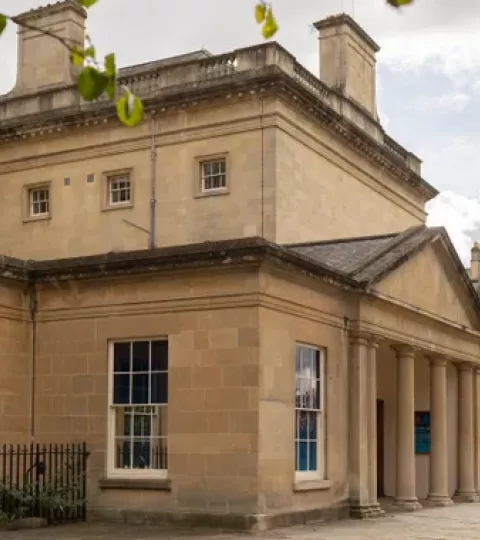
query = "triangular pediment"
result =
(374, 236, 480, 329)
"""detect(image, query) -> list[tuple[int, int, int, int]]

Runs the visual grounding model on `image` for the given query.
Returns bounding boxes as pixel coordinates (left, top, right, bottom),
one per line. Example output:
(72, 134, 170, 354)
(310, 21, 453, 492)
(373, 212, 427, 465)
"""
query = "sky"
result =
(0, 0, 479, 265)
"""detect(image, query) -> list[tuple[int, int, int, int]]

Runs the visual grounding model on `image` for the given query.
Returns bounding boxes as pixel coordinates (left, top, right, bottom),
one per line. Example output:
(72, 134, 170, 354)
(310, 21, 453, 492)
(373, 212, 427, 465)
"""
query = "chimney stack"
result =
(12, 1, 86, 95)
(314, 14, 380, 118)
(471, 243, 480, 282)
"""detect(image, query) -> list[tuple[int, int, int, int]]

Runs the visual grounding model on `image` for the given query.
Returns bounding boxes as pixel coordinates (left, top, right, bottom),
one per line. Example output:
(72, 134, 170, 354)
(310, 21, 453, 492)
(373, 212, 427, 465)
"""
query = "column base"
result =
(368, 502, 385, 518)
(392, 497, 423, 512)
(425, 494, 453, 507)
(350, 503, 384, 519)
(454, 491, 479, 502)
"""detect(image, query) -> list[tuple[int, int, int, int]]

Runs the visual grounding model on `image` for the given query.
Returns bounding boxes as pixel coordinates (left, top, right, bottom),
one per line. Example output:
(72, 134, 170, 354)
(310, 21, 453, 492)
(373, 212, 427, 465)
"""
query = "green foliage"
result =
(0, 0, 415, 128)
(77, 66, 108, 101)
(0, 14, 6, 35)
(77, 0, 99, 7)
(387, 0, 414, 6)
(0, 475, 85, 523)
(254, 2, 278, 39)
(116, 89, 144, 126)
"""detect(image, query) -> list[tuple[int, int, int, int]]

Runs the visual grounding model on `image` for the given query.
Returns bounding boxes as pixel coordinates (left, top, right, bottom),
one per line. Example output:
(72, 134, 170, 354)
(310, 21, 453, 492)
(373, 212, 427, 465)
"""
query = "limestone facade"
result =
(0, 2, 479, 531)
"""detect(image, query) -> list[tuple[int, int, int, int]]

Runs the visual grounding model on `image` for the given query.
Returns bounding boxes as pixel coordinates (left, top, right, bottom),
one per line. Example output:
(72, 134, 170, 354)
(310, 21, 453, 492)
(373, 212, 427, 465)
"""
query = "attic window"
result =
(29, 187, 50, 216)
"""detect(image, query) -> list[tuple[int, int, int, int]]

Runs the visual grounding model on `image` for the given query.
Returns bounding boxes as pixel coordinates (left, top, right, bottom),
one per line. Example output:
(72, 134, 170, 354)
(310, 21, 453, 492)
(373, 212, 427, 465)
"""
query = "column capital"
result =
(456, 361, 474, 373)
(425, 354, 448, 368)
(368, 335, 383, 349)
(350, 332, 383, 348)
(349, 331, 369, 347)
(391, 343, 416, 359)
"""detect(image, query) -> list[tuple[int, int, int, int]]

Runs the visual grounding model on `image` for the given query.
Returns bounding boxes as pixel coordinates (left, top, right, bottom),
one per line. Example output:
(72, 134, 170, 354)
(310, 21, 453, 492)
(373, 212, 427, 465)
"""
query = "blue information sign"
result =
(414, 411, 431, 454)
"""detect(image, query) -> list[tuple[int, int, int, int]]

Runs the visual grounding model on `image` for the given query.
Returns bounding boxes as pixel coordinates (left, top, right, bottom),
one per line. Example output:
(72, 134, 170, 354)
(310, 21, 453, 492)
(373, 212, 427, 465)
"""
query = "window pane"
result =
(132, 440, 151, 468)
(151, 373, 168, 404)
(308, 441, 317, 471)
(132, 341, 149, 372)
(152, 439, 168, 470)
(133, 411, 151, 436)
(113, 374, 130, 404)
(298, 410, 308, 440)
(298, 441, 308, 471)
(114, 438, 130, 469)
(132, 374, 149, 404)
(114, 342, 130, 372)
(151, 341, 168, 371)
(295, 348, 301, 375)
(309, 412, 317, 439)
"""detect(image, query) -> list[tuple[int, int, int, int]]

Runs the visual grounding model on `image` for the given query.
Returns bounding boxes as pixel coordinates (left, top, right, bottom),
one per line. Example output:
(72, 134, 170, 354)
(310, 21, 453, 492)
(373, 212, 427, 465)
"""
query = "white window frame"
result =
(29, 187, 50, 217)
(108, 173, 131, 206)
(294, 343, 325, 482)
(200, 158, 227, 192)
(107, 338, 168, 480)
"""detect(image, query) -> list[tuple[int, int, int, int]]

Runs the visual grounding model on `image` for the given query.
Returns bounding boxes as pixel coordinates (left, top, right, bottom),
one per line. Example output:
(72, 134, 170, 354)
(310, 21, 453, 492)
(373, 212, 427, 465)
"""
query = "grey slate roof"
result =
(287, 224, 480, 320)
(288, 226, 458, 286)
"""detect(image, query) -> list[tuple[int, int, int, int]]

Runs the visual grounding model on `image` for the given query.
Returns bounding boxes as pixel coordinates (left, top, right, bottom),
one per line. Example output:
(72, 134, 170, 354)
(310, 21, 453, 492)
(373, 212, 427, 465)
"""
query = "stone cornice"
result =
(0, 43, 437, 201)
(0, 237, 356, 292)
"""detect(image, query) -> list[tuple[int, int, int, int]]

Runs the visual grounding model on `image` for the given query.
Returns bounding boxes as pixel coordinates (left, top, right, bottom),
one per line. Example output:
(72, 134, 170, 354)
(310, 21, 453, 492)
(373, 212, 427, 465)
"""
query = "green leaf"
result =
(76, 66, 108, 101)
(386, 0, 413, 6)
(105, 78, 116, 101)
(116, 91, 144, 127)
(104, 54, 116, 100)
(105, 53, 116, 77)
(84, 46, 96, 59)
(70, 45, 84, 66)
(262, 8, 278, 39)
(77, 0, 98, 7)
(255, 3, 266, 24)
(0, 14, 7, 36)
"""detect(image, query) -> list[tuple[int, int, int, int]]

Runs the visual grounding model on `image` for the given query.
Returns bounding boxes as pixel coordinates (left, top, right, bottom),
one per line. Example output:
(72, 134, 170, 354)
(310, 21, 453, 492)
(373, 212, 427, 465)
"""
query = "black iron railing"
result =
(0, 443, 88, 524)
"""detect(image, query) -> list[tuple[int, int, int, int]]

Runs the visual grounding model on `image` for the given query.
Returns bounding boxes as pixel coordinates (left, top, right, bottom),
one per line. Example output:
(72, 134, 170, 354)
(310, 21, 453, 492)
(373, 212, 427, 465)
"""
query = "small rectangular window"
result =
(109, 339, 168, 477)
(29, 187, 50, 216)
(201, 159, 226, 192)
(295, 344, 325, 480)
(109, 174, 131, 205)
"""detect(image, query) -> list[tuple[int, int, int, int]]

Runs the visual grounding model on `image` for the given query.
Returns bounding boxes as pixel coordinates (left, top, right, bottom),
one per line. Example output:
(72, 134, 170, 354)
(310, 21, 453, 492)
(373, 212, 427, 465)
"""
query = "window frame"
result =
(107, 338, 169, 480)
(294, 343, 326, 482)
(22, 182, 52, 223)
(102, 168, 134, 211)
(194, 153, 229, 198)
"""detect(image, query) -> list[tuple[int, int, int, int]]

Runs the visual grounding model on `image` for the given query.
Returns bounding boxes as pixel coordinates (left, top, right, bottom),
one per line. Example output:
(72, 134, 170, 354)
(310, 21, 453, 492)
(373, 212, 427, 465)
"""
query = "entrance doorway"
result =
(377, 399, 385, 497)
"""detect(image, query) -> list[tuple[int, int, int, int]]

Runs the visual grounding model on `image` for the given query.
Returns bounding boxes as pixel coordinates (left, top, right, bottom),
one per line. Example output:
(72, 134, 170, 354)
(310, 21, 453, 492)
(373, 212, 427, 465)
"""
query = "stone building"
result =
(0, 0, 479, 530)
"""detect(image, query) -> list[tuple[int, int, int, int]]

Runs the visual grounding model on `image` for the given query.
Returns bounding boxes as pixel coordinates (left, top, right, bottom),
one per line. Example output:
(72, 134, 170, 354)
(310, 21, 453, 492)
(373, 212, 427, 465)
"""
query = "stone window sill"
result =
(23, 214, 51, 224)
(99, 477, 171, 491)
(194, 188, 229, 199)
(293, 479, 332, 492)
(101, 202, 134, 212)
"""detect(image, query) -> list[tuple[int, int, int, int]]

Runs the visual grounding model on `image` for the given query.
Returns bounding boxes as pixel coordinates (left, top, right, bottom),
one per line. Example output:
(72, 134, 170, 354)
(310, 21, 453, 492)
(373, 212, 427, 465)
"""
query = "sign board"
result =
(414, 410, 431, 454)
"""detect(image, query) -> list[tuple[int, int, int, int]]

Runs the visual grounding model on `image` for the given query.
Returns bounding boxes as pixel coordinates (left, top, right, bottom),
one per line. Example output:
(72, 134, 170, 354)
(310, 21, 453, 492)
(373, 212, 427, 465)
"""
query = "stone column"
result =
(392, 345, 422, 511)
(349, 334, 370, 518)
(456, 362, 478, 501)
(426, 355, 452, 506)
(367, 337, 384, 517)
(475, 368, 480, 497)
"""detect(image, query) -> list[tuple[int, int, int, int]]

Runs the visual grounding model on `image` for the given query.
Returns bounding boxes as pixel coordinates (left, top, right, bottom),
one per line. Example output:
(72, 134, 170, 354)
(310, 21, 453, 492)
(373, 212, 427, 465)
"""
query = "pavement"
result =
(4, 504, 480, 540)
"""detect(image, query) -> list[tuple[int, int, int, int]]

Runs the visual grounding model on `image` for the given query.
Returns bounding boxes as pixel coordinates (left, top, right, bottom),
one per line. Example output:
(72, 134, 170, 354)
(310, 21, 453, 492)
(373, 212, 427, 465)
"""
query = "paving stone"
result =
(3, 505, 480, 540)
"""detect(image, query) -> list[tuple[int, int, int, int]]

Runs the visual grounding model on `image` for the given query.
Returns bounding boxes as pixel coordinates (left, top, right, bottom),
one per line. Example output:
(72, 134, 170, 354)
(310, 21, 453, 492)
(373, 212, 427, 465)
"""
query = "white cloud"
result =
(427, 191, 480, 266)
(378, 28, 480, 79)
(405, 92, 471, 114)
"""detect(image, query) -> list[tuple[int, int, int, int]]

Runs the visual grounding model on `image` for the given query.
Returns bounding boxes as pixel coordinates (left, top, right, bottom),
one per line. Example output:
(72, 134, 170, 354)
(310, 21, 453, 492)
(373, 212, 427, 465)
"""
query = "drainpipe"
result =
(29, 282, 38, 442)
(149, 112, 157, 249)
(260, 99, 265, 238)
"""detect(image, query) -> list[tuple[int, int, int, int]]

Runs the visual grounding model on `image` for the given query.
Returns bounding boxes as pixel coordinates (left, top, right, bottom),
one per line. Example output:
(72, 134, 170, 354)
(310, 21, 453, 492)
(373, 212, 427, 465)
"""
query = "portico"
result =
(345, 244, 480, 515)
(349, 337, 477, 517)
